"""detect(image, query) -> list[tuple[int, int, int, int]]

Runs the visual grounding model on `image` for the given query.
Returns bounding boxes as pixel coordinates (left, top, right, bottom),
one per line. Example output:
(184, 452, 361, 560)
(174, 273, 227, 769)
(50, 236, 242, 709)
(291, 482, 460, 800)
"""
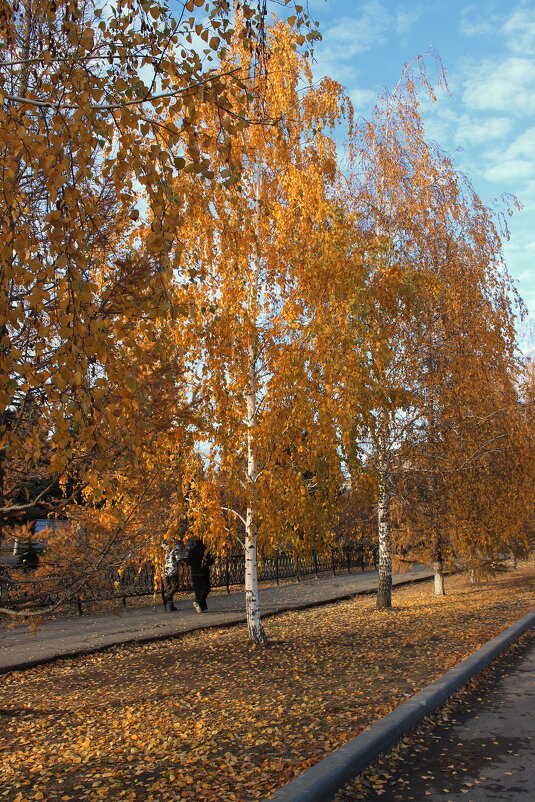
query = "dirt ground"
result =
(1, 560, 534, 802)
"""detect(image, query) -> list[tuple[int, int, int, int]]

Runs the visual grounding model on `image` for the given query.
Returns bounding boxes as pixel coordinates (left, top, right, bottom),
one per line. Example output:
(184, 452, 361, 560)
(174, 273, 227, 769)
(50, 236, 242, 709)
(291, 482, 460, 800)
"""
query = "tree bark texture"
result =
(243, 177, 267, 645)
(376, 470, 392, 609)
(244, 523, 267, 644)
(433, 560, 446, 595)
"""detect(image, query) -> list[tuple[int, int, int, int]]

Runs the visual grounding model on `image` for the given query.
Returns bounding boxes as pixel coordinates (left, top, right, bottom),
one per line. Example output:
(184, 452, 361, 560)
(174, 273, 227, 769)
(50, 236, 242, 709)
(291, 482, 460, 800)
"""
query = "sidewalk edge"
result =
(265, 606, 535, 802)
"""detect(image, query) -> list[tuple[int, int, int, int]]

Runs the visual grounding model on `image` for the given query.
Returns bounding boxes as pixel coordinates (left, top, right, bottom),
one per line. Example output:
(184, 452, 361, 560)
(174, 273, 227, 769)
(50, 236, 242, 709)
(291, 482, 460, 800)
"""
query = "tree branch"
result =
(2, 68, 243, 111)
(221, 506, 247, 528)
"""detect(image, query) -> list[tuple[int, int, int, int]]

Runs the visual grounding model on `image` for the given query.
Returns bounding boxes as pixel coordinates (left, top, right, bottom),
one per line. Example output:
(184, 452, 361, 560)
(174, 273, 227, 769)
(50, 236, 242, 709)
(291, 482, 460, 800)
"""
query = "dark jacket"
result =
(186, 538, 214, 576)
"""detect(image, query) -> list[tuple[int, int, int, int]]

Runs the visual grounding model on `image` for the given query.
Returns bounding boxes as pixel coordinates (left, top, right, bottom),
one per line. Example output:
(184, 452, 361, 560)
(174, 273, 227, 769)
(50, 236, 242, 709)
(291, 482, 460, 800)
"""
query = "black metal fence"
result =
(0, 544, 378, 614)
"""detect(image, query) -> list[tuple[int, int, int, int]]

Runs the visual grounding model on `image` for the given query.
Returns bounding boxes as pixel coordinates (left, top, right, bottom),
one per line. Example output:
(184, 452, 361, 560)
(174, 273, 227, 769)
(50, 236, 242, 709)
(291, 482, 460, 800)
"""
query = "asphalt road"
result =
(337, 630, 535, 801)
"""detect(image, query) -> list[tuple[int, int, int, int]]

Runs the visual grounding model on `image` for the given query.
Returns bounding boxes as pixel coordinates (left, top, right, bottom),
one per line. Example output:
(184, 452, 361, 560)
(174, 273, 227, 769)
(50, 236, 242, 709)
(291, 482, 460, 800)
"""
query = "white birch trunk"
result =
(429, 399, 446, 597)
(243, 177, 267, 645)
(244, 511, 266, 644)
(376, 469, 392, 609)
(374, 152, 393, 614)
(430, 473, 446, 596)
(376, 416, 392, 610)
(433, 560, 445, 595)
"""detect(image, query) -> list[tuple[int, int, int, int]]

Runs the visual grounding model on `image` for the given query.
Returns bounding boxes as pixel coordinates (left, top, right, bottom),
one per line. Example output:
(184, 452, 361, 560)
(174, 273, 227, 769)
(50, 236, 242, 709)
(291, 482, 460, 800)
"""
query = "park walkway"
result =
(0, 565, 432, 673)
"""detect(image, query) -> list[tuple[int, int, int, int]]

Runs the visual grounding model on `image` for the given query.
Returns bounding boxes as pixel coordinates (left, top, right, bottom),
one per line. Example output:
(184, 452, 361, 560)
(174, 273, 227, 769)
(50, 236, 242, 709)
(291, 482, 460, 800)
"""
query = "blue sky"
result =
(305, 0, 535, 337)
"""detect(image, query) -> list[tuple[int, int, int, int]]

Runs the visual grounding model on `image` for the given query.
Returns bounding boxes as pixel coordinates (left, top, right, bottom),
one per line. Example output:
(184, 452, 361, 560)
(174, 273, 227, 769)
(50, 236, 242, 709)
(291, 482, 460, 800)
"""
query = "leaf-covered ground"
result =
(1, 562, 534, 802)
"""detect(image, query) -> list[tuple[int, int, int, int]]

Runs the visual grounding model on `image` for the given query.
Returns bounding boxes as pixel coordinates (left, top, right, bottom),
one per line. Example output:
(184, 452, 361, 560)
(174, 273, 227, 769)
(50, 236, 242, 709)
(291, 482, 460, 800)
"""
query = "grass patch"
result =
(1, 561, 534, 802)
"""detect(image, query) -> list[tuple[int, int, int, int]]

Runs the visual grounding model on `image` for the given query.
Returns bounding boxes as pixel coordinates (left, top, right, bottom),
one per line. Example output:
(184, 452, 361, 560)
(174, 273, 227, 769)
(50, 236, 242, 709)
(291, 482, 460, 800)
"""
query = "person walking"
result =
(162, 541, 189, 611)
(186, 537, 214, 613)
(17, 542, 40, 572)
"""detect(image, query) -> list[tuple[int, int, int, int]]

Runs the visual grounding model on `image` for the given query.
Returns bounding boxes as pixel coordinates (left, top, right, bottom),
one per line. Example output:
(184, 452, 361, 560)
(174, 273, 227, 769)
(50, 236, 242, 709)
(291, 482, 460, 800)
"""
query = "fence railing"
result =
(0, 544, 378, 614)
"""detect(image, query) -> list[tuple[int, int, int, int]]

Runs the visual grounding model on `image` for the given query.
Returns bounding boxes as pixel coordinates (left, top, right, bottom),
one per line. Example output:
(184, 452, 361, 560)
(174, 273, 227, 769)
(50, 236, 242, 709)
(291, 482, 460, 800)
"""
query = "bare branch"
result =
(0, 478, 59, 515)
(221, 506, 247, 528)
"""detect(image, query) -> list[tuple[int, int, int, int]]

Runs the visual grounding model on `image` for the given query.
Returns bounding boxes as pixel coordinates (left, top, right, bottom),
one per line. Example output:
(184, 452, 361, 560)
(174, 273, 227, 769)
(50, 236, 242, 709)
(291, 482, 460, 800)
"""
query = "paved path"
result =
(341, 631, 535, 801)
(0, 566, 432, 673)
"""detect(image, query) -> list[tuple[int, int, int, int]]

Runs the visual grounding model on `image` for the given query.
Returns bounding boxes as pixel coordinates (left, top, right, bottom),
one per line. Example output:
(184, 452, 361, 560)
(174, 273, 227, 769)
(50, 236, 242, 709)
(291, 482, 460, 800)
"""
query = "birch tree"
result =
(344, 60, 524, 605)
(168, 22, 360, 643)
(396, 343, 534, 587)
(343, 63, 444, 609)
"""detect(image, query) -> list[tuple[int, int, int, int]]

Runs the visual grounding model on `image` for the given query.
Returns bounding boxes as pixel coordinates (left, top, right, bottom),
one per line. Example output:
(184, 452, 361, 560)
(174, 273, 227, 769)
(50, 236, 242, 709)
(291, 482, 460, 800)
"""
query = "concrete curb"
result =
(265, 606, 535, 802)
(0, 572, 433, 675)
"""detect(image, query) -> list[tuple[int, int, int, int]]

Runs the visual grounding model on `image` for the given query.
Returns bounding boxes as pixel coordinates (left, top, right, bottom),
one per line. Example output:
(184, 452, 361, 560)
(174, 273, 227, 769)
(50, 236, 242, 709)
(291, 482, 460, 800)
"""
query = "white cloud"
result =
(318, 1, 423, 56)
(503, 6, 535, 54)
(425, 106, 513, 147)
(514, 178, 535, 210)
(483, 127, 535, 182)
(311, 1, 426, 107)
(462, 56, 535, 115)
(460, 1, 535, 54)
(460, 3, 500, 38)
(396, 6, 424, 36)
(453, 114, 513, 145)
(322, 2, 394, 57)
(515, 283, 535, 317)
(499, 183, 535, 314)
(350, 85, 378, 110)
(310, 3, 396, 94)
(485, 158, 535, 183)
(420, 109, 456, 149)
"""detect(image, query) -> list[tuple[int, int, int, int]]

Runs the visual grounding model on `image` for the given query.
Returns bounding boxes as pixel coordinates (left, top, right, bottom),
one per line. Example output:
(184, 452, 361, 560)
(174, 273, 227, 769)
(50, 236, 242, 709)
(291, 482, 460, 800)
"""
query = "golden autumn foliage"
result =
(339, 61, 532, 607)
(0, 0, 314, 524)
(1, 6, 532, 641)
(153, 21, 367, 641)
